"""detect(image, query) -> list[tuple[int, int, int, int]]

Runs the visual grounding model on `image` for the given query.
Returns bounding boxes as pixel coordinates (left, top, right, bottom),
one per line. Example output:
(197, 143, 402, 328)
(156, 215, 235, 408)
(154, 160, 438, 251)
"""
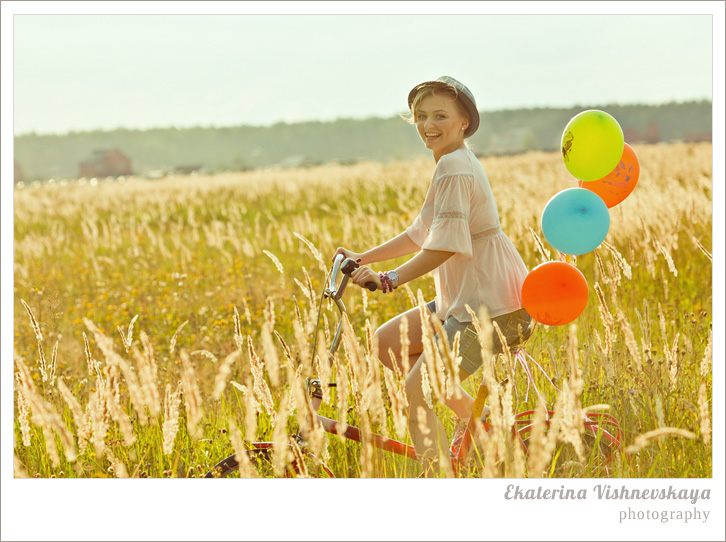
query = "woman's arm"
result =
(334, 231, 420, 265)
(350, 248, 453, 290)
(394, 248, 453, 286)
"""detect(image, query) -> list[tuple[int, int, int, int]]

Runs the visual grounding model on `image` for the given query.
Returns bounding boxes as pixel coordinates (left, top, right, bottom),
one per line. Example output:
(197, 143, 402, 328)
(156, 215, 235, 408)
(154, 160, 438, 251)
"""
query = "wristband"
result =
(378, 271, 398, 294)
(387, 270, 400, 290)
(378, 271, 391, 293)
(378, 271, 388, 294)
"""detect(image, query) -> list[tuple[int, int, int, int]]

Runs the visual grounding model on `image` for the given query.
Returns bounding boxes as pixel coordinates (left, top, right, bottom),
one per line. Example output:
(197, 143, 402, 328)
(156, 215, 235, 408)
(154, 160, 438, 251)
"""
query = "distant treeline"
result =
(14, 100, 711, 181)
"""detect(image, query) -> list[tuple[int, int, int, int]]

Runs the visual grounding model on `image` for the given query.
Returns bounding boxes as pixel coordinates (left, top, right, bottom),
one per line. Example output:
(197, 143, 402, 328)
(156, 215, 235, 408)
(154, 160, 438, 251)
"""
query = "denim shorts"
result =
(427, 300, 533, 376)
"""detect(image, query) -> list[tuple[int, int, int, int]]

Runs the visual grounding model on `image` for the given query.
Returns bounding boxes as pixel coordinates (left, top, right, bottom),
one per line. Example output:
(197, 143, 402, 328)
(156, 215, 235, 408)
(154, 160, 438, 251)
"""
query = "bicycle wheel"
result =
(204, 445, 334, 478)
(204, 453, 240, 478)
(521, 429, 617, 477)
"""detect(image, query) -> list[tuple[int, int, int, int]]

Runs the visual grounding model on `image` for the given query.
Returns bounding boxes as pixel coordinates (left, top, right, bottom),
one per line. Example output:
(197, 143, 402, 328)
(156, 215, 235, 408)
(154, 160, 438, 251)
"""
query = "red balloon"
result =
(579, 143, 639, 208)
(521, 261, 589, 326)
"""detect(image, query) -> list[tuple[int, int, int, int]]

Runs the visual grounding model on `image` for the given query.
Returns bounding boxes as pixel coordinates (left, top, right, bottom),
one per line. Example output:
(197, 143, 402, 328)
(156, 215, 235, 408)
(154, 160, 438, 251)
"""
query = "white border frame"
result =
(2, 3, 723, 541)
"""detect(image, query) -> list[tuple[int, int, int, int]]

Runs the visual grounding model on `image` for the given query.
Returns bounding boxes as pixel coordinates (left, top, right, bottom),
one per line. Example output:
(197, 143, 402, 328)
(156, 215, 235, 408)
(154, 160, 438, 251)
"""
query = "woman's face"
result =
(414, 93, 469, 159)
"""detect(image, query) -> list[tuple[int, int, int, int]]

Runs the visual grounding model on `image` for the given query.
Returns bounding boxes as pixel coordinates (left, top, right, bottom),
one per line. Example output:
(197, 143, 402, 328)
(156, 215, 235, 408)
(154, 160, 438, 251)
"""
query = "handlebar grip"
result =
(341, 257, 359, 275)
(341, 257, 378, 291)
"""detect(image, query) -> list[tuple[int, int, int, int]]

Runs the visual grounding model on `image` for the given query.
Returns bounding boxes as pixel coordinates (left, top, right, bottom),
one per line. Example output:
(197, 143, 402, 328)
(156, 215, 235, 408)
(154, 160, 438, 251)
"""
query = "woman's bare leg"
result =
(374, 306, 478, 419)
(404, 353, 449, 475)
(372, 306, 427, 374)
(444, 369, 476, 419)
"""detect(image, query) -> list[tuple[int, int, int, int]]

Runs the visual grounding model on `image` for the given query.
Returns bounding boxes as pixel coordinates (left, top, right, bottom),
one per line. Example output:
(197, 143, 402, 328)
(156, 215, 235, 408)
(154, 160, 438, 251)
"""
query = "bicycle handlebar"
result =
(312, 254, 379, 381)
(328, 254, 377, 298)
(340, 258, 377, 291)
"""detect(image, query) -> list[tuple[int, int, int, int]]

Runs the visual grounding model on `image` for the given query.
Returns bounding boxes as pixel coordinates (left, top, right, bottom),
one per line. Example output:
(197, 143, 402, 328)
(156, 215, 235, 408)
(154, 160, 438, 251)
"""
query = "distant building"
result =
(14, 161, 23, 184)
(174, 164, 204, 175)
(684, 132, 712, 143)
(279, 155, 314, 168)
(79, 149, 132, 178)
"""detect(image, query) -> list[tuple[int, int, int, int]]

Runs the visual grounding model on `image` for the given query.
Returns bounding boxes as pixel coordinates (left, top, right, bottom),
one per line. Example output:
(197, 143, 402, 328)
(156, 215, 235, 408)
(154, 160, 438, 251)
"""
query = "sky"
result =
(11, 8, 715, 135)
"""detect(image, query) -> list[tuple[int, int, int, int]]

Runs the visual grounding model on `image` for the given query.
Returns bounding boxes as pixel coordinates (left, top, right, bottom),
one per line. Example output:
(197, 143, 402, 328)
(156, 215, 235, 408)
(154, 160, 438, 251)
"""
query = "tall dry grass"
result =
(13, 142, 712, 477)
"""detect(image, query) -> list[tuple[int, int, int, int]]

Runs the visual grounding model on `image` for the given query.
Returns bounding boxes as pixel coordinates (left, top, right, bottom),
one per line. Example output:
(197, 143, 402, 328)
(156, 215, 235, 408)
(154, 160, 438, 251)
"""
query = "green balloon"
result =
(561, 110, 624, 182)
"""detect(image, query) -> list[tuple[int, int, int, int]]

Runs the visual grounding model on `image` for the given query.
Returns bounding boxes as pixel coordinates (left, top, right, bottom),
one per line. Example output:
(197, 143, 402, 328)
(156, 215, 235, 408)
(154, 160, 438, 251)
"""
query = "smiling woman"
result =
(334, 76, 533, 476)
(405, 78, 476, 162)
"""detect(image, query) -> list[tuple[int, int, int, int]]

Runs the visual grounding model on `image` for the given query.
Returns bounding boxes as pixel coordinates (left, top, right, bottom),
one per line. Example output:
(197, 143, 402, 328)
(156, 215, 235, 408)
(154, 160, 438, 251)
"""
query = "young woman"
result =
(334, 76, 532, 476)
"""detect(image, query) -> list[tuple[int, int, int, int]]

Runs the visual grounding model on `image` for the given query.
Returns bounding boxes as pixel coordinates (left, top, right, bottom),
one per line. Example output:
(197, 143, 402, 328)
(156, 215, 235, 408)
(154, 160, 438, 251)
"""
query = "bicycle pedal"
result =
(292, 434, 309, 448)
(305, 378, 324, 400)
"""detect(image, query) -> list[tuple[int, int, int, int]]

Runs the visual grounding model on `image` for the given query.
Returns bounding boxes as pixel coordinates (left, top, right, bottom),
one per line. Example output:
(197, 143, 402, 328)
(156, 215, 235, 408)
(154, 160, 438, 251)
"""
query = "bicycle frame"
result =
(257, 254, 422, 468)
(205, 254, 623, 477)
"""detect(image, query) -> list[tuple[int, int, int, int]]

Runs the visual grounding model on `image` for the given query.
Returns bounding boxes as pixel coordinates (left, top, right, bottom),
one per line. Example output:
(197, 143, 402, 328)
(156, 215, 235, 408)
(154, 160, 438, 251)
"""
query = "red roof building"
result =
(14, 161, 23, 184)
(79, 149, 132, 178)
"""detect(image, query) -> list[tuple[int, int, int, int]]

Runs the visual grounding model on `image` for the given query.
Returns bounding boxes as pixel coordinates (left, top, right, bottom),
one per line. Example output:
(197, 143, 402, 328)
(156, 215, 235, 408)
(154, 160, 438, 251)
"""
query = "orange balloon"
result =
(521, 261, 589, 326)
(579, 143, 640, 208)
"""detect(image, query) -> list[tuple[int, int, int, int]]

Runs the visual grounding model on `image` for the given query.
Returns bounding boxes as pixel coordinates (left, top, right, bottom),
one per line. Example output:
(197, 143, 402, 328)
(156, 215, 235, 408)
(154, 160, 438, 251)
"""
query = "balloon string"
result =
(514, 347, 558, 408)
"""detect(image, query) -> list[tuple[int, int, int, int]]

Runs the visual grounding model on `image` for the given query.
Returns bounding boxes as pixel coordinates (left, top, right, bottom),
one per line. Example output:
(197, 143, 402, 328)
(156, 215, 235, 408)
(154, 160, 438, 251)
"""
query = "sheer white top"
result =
(405, 148, 529, 321)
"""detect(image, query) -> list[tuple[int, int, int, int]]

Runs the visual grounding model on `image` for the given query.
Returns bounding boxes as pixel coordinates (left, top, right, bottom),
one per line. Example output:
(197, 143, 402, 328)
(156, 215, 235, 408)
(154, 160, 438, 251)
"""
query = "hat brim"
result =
(407, 80, 480, 137)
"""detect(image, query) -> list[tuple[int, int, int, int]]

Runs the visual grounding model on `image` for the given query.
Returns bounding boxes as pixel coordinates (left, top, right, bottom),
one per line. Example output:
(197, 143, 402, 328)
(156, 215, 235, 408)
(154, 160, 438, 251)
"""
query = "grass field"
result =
(13, 142, 712, 478)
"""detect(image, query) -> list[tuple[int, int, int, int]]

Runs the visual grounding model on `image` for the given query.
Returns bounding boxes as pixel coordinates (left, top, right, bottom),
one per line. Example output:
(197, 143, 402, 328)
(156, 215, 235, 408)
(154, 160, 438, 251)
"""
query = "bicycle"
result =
(205, 254, 623, 478)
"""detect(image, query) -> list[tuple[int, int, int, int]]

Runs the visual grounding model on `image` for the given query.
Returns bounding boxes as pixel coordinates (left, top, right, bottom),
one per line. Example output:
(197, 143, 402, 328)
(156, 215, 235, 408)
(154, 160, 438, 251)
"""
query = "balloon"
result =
(579, 143, 640, 208)
(561, 110, 624, 181)
(541, 188, 610, 256)
(521, 261, 589, 326)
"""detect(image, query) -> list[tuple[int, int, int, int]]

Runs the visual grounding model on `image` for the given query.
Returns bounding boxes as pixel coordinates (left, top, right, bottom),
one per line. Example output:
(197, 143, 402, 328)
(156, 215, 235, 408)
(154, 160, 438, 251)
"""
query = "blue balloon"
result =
(541, 188, 610, 255)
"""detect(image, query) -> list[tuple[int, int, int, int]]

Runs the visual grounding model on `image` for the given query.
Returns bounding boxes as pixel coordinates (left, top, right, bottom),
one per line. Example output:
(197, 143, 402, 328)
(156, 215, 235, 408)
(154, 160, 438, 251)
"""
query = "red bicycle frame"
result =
(211, 254, 623, 477)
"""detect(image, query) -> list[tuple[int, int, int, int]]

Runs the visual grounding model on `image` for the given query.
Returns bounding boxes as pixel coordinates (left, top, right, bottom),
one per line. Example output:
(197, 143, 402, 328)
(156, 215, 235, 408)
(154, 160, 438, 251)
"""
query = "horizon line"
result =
(14, 97, 713, 138)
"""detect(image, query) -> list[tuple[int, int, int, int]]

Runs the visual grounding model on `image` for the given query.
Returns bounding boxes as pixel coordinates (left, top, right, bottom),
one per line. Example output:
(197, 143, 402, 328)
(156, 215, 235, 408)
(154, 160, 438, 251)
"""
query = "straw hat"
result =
(407, 76, 480, 137)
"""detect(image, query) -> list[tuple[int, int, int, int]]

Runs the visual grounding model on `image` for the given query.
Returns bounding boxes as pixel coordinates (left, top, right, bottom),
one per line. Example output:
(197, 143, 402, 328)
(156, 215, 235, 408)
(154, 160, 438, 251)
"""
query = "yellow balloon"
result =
(561, 110, 624, 182)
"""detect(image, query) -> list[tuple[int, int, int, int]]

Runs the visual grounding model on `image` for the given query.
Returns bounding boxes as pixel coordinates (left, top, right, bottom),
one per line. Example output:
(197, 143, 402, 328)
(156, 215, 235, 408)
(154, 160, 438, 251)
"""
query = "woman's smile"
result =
(415, 94, 469, 161)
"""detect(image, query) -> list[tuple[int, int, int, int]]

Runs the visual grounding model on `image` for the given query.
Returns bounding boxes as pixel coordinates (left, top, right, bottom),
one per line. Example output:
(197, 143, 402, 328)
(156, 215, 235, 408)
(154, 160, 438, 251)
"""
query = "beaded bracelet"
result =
(378, 271, 388, 293)
(378, 271, 393, 294)
(384, 272, 394, 293)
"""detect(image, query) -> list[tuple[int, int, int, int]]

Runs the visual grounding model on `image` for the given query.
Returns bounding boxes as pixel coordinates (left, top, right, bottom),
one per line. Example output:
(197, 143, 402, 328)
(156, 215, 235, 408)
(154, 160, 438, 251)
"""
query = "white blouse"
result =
(405, 148, 529, 322)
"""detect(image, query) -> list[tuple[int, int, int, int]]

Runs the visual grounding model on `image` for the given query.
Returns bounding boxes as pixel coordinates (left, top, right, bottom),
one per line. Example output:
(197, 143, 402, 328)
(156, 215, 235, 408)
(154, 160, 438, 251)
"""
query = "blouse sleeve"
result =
(421, 174, 473, 258)
(405, 214, 428, 247)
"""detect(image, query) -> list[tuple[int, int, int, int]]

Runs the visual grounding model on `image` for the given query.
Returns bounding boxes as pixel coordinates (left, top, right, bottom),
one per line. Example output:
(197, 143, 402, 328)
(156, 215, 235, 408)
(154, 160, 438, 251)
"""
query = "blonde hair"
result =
(402, 82, 472, 133)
